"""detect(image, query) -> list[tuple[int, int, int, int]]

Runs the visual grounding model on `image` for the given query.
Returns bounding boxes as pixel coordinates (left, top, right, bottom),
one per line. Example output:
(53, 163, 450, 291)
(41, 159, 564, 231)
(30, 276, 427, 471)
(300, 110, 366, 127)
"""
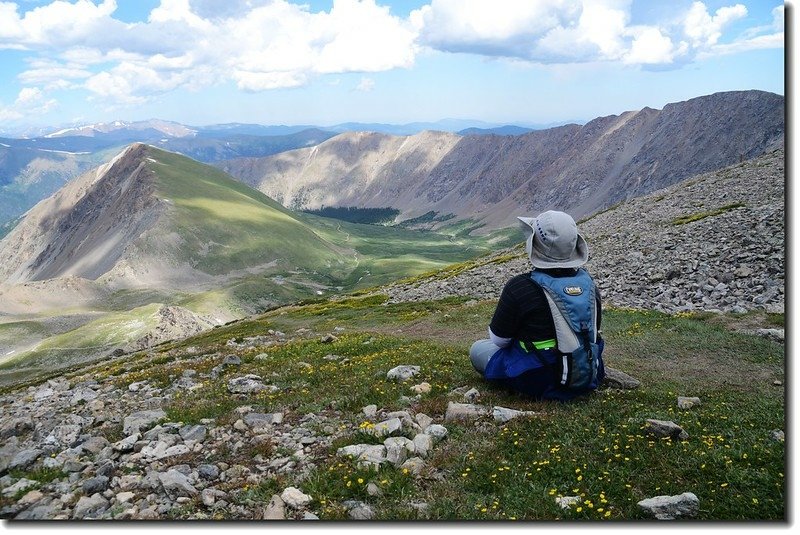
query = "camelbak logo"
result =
(564, 286, 583, 296)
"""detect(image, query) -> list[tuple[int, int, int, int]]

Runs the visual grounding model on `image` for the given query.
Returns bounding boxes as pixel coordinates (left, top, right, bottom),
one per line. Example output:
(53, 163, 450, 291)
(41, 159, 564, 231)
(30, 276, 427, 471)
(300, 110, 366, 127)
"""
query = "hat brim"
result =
(517, 216, 588, 269)
(528, 232, 589, 269)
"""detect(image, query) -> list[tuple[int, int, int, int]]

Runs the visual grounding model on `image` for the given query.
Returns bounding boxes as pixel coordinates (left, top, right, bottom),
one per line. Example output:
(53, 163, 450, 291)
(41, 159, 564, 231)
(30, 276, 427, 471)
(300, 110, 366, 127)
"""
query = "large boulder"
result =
(638, 492, 700, 520)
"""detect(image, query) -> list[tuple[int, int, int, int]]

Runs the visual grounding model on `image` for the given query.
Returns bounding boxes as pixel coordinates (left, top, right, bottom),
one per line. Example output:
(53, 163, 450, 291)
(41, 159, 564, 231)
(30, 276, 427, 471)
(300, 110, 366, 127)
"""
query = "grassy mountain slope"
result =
(145, 147, 350, 277)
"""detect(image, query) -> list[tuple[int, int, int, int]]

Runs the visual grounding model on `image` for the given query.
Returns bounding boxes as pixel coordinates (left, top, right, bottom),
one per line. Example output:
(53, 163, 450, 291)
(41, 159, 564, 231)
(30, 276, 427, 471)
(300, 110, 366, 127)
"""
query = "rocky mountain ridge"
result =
(383, 148, 785, 316)
(220, 90, 784, 229)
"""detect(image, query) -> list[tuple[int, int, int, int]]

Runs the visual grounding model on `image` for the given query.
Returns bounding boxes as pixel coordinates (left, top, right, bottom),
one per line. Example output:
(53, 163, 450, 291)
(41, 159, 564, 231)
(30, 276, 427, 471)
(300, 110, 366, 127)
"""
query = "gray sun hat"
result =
(517, 211, 588, 269)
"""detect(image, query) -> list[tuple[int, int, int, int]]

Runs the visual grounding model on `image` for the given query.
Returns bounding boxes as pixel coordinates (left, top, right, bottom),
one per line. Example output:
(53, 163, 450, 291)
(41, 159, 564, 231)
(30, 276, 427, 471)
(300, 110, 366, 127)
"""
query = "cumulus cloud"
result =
(1, 0, 418, 100)
(683, 2, 747, 47)
(412, 0, 779, 67)
(0, 86, 57, 122)
(0, 0, 785, 110)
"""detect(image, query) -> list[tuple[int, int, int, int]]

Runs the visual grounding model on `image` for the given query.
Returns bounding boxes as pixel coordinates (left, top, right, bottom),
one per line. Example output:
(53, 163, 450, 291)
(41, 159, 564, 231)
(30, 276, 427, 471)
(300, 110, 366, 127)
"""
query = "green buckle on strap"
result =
(520, 339, 557, 352)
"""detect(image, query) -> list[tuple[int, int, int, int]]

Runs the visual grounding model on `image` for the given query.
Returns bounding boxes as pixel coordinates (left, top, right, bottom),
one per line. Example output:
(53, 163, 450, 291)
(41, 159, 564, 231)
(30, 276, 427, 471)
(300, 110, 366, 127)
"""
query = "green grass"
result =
(671, 203, 746, 225)
(0, 303, 162, 374)
(70, 293, 784, 521)
(148, 147, 349, 275)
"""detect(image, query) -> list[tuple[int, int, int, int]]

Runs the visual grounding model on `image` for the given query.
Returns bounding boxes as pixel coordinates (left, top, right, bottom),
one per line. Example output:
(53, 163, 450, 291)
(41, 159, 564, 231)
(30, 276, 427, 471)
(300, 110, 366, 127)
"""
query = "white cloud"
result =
(17, 58, 92, 88)
(412, 0, 779, 68)
(624, 27, 676, 64)
(1, 0, 417, 102)
(683, 1, 747, 47)
(0, 0, 785, 109)
(0, 86, 57, 122)
(356, 77, 375, 91)
(0, 0, 120, 48)
(414, 0, 583, 59)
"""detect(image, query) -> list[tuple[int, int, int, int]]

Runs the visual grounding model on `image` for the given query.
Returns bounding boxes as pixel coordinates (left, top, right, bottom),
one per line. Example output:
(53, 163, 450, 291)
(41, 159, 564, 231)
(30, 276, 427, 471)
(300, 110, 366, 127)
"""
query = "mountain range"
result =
(0, 89, 786, 382)
(0, 144, 499, 380)
(217, 90, 784, 230)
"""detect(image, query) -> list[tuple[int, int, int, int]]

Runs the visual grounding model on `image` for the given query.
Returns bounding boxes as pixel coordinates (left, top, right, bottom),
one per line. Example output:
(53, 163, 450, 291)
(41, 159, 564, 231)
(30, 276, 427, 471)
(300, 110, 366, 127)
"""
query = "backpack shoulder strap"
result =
(530, 269, 597, 353)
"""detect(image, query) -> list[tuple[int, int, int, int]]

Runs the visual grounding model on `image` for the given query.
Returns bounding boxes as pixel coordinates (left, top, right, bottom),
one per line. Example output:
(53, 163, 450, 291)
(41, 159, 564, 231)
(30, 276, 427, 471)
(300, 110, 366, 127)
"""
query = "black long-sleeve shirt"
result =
(489, 269, 602, 345)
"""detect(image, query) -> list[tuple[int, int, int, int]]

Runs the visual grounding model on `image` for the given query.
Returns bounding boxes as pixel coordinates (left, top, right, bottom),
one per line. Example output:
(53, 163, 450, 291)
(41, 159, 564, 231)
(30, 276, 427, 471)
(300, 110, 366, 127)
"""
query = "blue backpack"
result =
(529, 269, 603, 391)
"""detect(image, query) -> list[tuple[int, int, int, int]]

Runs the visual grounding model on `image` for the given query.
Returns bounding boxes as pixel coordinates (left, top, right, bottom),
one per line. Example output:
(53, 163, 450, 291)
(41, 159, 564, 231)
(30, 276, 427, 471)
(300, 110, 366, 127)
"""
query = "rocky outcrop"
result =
(383, 149, 785, 315)
(129, 306, 219, 352)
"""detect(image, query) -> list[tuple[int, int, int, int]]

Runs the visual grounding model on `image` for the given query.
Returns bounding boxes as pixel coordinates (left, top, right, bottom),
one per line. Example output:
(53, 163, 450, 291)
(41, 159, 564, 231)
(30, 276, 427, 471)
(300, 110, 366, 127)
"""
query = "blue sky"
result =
(0, 0, 785, 130)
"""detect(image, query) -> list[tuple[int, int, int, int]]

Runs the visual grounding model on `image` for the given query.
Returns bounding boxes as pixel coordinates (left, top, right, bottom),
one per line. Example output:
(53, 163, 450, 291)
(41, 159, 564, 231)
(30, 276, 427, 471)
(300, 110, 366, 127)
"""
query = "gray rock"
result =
(178, 424, 207, 442)
(198, 464, 220, 480)
(677, 396, 701, 409)
(645, 419, 689, 440)
(48, 424, 81, 447)
(0, 417, 33, 439)
(345, 500, 375, 520)
(384, 437, 415, 466)
(127, 381, 147, 392)
(82, 476, 110, 495)
(366, 482, 383, 497)
(337, 444, 387, 469)
(755, 328, 784, 343)
(412, 433, 433, 458)
(415, 413, 434, 430)
(1, 478, 37, 497)
(492, 406, 539, 423)
(770, 430, 785, 442)
(70, 388, 98, 406)
(638, 492, 700, 520)
(445, 402, 488, 422)
(222, 354, 241, 367)
(158, 469, 198, 499)
(387, 365, 420, 382)
(122, 410, 166, 436)
(362, 405, 378, 419)
(368, 417, 403, 438)
(281, 487, 311, 509)
(72, 494, 110, 520)
(399, 457, 425, 476)
(115, 491, 135, 504)
(112, 433, 140, 452)
(8, 448, 42, 471)
(302, 512, 320, 520)
(15, 503, 61, 520)
(95, 461, 116, 478)
(263, 494, 285, 519)
(603, 367, 641, 389)
(424, 424, 448, 443)
(227, 375, 278, 394)
(463, 387, 481, 403)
